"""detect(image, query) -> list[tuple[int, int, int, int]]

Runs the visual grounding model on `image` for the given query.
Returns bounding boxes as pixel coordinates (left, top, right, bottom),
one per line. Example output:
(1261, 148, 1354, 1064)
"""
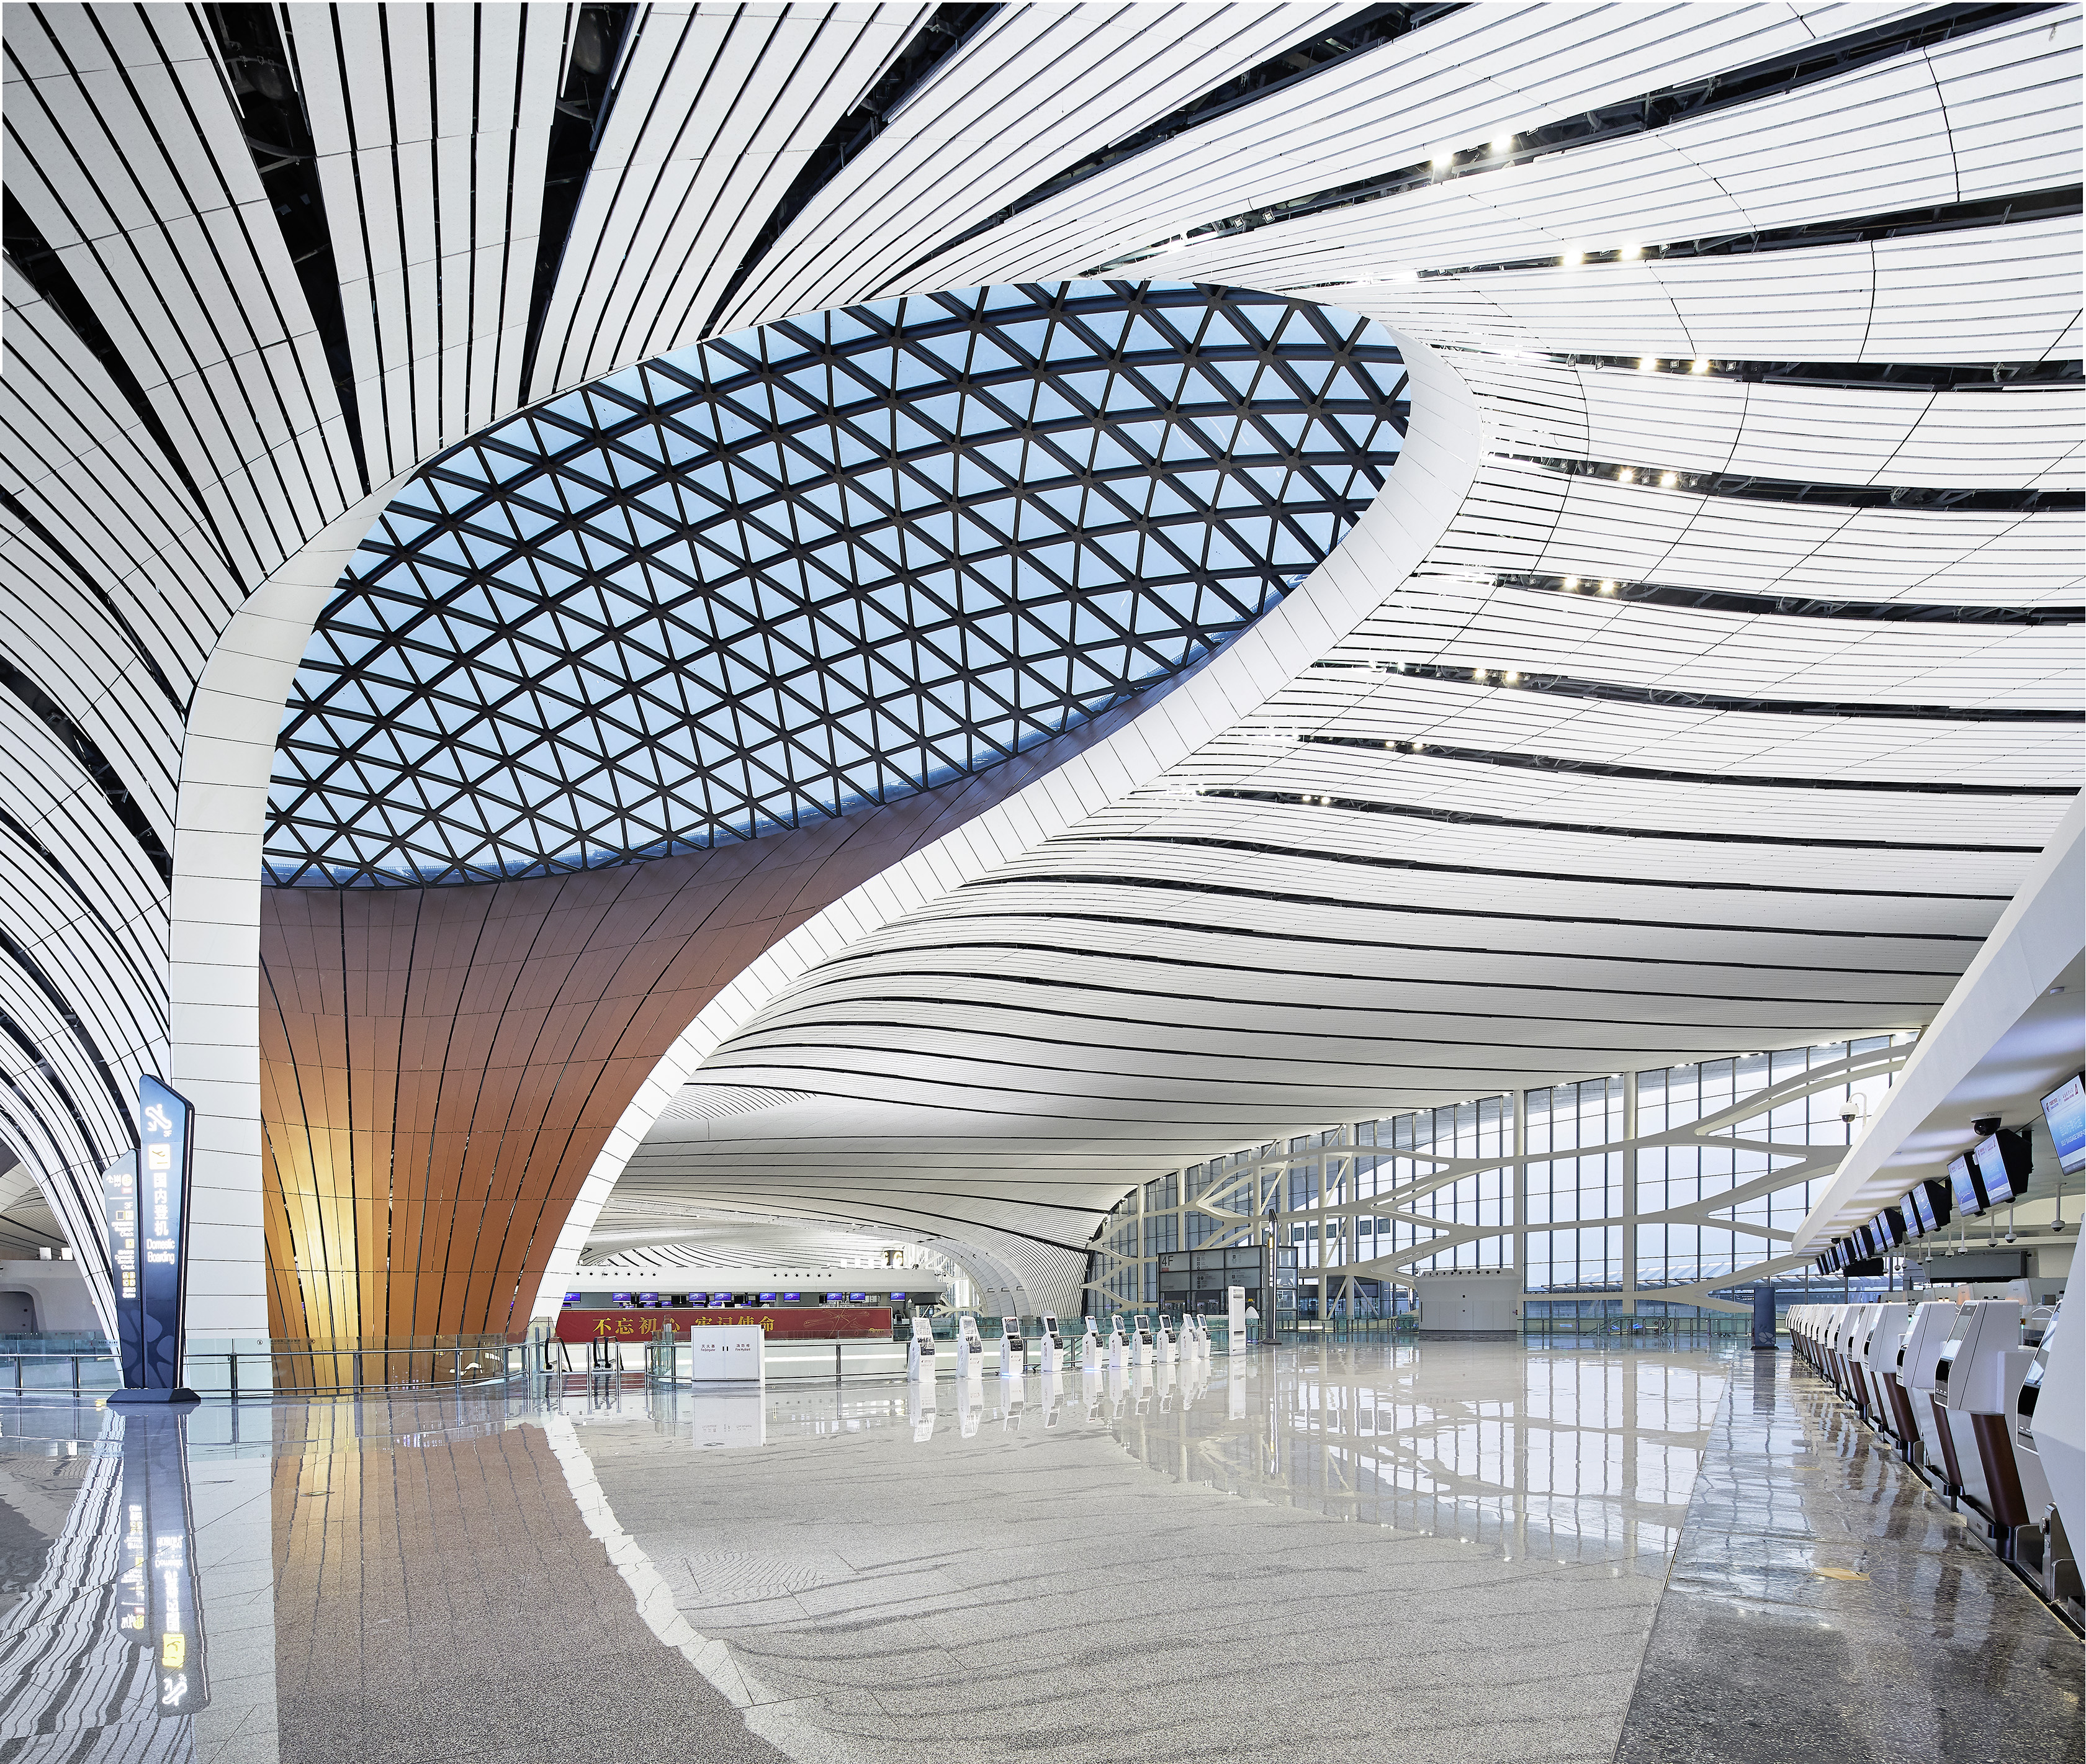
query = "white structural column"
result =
(168, 487, 400, 1344)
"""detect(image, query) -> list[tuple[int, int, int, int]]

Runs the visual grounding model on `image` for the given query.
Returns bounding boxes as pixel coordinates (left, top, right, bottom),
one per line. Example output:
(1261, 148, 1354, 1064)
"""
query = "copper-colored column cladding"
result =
(256, 726, 1105, 1342)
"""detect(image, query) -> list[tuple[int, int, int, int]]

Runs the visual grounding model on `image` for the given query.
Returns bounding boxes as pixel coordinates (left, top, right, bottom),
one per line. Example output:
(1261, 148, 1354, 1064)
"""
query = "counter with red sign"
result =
(554, 1306, 891, 1344)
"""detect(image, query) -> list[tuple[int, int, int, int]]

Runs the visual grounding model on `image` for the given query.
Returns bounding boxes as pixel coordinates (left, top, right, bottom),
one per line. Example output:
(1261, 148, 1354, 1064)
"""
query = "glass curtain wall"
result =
(1085, 1034, 1912, 1326)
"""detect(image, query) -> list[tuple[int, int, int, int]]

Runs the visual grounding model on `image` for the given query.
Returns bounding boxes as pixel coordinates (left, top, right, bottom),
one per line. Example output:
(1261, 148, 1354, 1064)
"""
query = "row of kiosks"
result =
(1789, 1238, 2083, 1624)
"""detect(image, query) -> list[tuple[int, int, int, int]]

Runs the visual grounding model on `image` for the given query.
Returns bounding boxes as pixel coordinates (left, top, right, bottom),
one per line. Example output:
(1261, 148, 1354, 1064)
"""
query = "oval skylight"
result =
(265, 279, 1408, 886)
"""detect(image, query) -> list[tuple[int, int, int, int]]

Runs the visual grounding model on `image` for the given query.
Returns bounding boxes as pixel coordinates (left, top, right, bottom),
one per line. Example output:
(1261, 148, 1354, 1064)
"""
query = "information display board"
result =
(108, 1076, 197, 1400)
(554, 1305, 889, 1342)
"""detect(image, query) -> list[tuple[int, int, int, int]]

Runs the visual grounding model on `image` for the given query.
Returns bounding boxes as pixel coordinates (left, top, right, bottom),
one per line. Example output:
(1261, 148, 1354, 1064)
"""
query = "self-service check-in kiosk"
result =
(956, 1312, 986, 1381)
(1081, 1316, 1104, 1369)
(1936, 1300, 2028, 1542)
(1131, 1313, 1156, 1368)
(1900, 1300, 1961, 1483)
(1934, 1300, 2021, 1514)
(907, 1315, 937, 1382)
(1154, 1313, 1177, 1366)
(1831, 1305, 1862, 1402)
(2034, 1238, 2085, 1605)
(1038, 1313, 1064, 1376)
(1107, 1314, 1128, 1374)
(1865, 1303, 1918, 1450)
(999, 1315, 1025, 1380)
(2018, 1271, 2084, 1618)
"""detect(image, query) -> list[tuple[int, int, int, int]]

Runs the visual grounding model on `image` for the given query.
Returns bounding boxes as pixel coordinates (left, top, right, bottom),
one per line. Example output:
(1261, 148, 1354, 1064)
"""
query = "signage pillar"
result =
(109, 1076, 199, 1404)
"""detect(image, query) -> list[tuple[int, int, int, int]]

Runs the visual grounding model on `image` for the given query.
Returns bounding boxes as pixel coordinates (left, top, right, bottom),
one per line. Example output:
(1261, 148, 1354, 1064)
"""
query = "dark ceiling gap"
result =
(892, 2, 1465, 285)
(202, 1, 372, 495)
(1092, 2, 2059, 272)
(1318, 660, 2084, 722)
(1485, 573, 2081, 625)
(702, 2, 1002, 338)
(1506, 452, 2082, 513)
(1295, 734, 2079, 796)
(0, 655, 172, 884)
(518, 2, 635, 399)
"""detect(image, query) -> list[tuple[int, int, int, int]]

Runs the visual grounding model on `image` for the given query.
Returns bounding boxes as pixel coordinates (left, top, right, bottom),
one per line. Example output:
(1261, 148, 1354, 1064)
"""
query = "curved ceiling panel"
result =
(265, 280, 1408, 886)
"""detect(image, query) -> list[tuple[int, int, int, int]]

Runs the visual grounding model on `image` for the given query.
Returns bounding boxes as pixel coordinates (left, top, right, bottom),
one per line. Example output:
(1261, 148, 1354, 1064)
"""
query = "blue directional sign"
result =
(102, 1145, 143, 1388)
(109, 1076, 196, 1400)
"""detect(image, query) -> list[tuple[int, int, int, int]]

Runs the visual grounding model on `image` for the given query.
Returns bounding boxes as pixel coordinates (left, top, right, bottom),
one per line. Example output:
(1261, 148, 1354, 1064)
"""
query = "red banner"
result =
(554, 1307, 891, 1344)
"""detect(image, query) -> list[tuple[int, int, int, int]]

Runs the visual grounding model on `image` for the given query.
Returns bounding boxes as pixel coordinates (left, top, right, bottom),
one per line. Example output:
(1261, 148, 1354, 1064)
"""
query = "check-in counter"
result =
(1899, 1300, 1962, 1481)
(1861, 1303, 1913, 1439)
(1830, 1305, 1860, 1398)
(1933, 1300, 2023, 1524)
(1846, 1303, 1884, 1421)
(2029, 1240, 2084, 1594)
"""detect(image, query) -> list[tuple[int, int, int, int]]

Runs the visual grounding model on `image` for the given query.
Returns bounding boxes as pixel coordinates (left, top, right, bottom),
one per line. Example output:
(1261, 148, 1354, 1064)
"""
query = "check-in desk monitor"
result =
(1971, 1128, 2031, 1209)
(1949, 1153, 1987, 1220)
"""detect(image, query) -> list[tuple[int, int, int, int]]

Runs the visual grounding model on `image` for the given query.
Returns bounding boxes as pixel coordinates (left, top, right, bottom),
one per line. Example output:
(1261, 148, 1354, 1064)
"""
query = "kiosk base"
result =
(107, 1387, 200, 1405)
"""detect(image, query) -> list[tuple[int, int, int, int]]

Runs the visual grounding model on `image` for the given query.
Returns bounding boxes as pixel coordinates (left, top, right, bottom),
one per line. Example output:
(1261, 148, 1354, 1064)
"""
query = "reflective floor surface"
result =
(0, 1342, 2074, 1763)
(1617, 1353, 2084, 1764)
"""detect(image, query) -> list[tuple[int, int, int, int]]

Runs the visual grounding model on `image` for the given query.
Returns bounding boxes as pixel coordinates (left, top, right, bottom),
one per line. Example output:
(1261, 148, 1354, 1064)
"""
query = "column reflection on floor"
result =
(0, 1404, 252, 1762)
(0, 1343, 1737, 1764)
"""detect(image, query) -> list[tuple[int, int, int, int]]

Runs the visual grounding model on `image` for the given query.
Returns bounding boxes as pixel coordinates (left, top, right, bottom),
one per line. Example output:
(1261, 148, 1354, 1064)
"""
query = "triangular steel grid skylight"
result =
(265, 280, 1408, 886)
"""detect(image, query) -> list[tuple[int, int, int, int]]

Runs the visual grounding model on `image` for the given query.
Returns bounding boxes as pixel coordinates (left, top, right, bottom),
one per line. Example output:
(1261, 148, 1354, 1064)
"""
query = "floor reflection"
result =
(0, 1408, 206, 1760)
(0, 1343, 1733, 1764)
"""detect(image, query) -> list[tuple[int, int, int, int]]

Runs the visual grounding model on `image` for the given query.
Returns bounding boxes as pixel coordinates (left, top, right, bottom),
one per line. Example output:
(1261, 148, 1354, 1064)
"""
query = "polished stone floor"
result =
(0, 1342, 2074, 1763)
(1617, 1353, 2085, 1764)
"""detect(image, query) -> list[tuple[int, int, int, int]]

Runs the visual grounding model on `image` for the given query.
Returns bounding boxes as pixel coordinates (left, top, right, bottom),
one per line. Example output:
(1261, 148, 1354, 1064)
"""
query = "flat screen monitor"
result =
(782, 1292, 801, 1302)
(611, 1290, 632, 1305)
(1972, 1129, 2030, 1207)
(1874, 1210, 1899, 1248)
(849, 1292, 868, 1302)
(1971, 1135, 2013, 1207)
(758, 1292, 777, 1303)
(824, 1292, 842, 1302)
(1949, 1153, 1985, 1219)
(639, 1292, 659, 1305)
(1911, 1186, 1937, 1235)
(1898, 1193, 1924, 1240)
(563, 1290, 581, 1305)
(2041, 1073, 2085, 1174)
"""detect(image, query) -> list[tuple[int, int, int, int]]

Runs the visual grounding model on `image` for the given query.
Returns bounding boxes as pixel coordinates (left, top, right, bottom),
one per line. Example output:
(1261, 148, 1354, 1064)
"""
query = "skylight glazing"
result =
(266, 280, 1408, 886)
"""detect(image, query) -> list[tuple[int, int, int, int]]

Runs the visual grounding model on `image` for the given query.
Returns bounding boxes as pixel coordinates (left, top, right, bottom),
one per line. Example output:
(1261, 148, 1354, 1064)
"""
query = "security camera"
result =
(1839, 1100, 1860, 1124)
(1972, 1114, 2002, 1137)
